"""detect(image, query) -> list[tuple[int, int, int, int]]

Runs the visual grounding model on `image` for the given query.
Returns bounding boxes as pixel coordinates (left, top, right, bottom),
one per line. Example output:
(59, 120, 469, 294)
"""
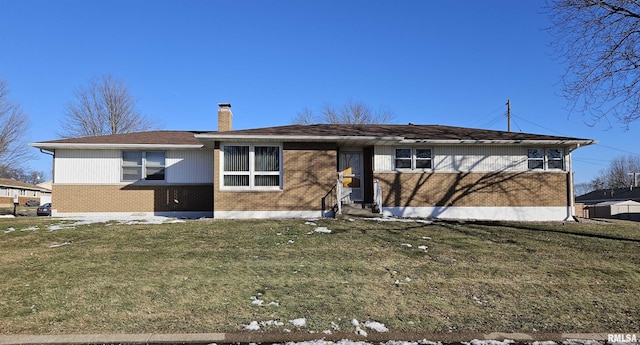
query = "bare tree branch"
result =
(0, 79, 32, 169)
(547, 0, 640, 129)
(59, 75, 158, 138)
(292, 100, 394, 124)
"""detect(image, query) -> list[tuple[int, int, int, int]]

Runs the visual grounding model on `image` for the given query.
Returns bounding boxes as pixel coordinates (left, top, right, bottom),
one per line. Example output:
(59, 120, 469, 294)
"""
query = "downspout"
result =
(567, 144, 580, 221)
(39, 148, 55, 184)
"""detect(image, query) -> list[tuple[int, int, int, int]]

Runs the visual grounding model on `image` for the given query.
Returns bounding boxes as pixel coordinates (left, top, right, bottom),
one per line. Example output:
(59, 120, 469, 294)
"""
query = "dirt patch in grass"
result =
(0, 217, 638, 335)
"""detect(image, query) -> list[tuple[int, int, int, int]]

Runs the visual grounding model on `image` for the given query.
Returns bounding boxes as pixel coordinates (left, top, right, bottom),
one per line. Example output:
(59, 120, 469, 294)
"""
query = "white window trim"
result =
(220, 143, 283, 191)
(121, 150, 167, 182)
(527, 148, 565, 171)
(394, 147, 433, 171)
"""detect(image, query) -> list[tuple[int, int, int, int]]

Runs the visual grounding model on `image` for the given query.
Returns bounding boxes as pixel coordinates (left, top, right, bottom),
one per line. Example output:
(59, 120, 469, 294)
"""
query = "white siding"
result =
(55, 149, 121, 183)
(434, 146, 527, 172)
(375, 145, 529, 172)
(166, 149, 214, 183)
(54, 148, 214, 184)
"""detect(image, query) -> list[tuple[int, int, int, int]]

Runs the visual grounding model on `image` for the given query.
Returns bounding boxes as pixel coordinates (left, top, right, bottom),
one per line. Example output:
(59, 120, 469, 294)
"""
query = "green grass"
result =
(0, 216, 639, 335)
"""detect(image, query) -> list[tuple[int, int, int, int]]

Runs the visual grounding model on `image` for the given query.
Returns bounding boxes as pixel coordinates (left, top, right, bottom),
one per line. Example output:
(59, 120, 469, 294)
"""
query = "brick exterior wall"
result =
(0, 196, 42, 207)
(375, 171, 569, 207)
(214, 143, 337, 211)
(53, 184, 213, 213)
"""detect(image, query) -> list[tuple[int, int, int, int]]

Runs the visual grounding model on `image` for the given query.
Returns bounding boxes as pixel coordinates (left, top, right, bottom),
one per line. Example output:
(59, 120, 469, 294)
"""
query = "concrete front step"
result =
(338, 203, 383, 218)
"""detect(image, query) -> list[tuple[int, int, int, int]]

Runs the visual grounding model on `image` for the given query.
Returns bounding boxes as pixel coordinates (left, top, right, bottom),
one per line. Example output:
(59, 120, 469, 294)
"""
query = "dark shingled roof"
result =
(211, 124, 590, 141)
(34, 131, 208, 146)
(576, 187, 640, 204)
(31, 124, 593, 147)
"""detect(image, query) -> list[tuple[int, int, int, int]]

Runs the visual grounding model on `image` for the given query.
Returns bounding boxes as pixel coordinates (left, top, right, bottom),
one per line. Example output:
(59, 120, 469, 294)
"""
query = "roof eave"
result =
(195, 134, 596, 148)
(194, 134, 406, 143)
(30, 143, 205, 150)
(399, 139, 597, 147)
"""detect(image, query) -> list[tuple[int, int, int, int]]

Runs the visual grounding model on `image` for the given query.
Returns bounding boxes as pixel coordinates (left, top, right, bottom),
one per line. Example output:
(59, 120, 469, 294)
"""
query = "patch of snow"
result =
(243, 321, 260, 330)
(21, 226, 39, 231)
(355, 326, 368, 337)
(464, 340, 514, 345)
(288, 240, 295, 244)
(289, 318, 306, 327)
(364, 321, 388, 332)
(0, 215, 15, 218)
(351, 319, 368, 337)
(422, 236, 432, 240)
(561, 340, 603, 345)
(250, 296, 264, 306)
(401, 243, 412, 248)
(472, 296, 487, 304)
(268, 301, 280, 306)
(305, 222, 317, 226)
(418, 245, 428, 251)
(532, 342, 557, 345)
(48, 241, 72, 248)
(314, 227, 331, 233)
(261, 320, 284, 327)
(405, 277, 412, 282)
(4, 227, 15, 233)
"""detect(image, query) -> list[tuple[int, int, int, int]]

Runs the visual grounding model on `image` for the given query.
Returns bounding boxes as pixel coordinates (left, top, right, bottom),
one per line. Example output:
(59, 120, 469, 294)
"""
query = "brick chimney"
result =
(218, 103, 232, 132)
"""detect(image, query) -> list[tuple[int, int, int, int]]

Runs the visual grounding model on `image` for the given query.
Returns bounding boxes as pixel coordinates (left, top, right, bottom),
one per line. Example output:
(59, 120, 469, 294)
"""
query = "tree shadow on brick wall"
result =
(382, 154, 566, 217)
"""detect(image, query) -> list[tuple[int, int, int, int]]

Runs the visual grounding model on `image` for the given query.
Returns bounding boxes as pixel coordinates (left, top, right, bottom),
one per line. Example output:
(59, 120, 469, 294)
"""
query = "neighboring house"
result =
(30, 103, 595, 221)
(586, 200, 640, 221)
(0, 178, 52, 207)
(575, 187, 640, 220)
(575, 187, 640, 204)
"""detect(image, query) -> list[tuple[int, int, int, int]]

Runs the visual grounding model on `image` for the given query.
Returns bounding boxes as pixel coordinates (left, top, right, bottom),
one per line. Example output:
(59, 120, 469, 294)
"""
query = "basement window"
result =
(122, 151, 166, 181)
(221, 144, 282, 190)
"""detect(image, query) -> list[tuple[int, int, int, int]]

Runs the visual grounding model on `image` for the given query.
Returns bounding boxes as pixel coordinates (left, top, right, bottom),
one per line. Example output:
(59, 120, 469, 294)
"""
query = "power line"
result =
(511, 113, 640, 156)
(468, 104, 506, 128)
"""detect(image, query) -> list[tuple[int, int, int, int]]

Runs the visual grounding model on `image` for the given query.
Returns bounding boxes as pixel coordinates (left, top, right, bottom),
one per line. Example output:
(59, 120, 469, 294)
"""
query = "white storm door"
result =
(339, 152, 363, 202)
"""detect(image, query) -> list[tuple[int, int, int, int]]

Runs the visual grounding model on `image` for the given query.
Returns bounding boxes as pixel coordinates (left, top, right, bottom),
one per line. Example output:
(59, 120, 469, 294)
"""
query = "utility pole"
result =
(628, 172, 640, 188)
(506, 99, 511, 132)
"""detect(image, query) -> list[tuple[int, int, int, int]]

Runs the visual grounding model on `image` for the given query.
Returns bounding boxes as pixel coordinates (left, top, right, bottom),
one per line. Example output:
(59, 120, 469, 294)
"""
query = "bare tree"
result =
(293, 100, 394, 125)
(59, 75, 157, 138)
(0, 79, 32, 170)
(547, 0, 640, 129)
(0, 166, 48, 184)
(588, 154, 640, 189)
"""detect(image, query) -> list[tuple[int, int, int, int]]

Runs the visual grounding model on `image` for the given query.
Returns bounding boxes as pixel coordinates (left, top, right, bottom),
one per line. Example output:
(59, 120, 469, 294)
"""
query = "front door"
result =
(339, 151, 363, 203)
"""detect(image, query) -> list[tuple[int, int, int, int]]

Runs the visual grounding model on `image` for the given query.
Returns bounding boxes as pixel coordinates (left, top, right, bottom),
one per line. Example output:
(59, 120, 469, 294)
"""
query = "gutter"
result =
(195, 134, 596, 147)
(30, 143, 205, 150)
(39, 148, 54, 156)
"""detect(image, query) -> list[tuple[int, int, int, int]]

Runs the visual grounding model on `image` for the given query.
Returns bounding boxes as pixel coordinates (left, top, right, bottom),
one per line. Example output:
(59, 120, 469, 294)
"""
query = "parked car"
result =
(37, 203, 52, 216)
(25, 199, 40, 207)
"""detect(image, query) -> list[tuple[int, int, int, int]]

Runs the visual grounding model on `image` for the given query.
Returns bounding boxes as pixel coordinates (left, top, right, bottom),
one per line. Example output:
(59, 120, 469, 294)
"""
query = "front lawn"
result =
(0, 216, 638, 335)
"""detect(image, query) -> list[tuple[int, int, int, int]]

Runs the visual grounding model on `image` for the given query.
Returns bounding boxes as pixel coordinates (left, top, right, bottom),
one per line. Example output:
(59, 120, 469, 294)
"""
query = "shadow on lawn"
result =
(447, 220, 640, 243)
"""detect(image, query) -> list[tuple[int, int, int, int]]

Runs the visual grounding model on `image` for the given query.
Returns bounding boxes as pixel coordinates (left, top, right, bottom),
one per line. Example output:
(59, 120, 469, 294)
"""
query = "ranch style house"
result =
(30, 103, 595, 221)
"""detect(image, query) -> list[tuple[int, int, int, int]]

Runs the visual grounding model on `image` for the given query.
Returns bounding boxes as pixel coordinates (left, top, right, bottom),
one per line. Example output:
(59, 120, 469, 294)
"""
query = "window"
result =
(546, 149, 564, 170)
(395, 148, 432, 170)
(394, 148, 412, 169)
(222, 144, 281, 189)
(122, 151, 166, 181)
(527, 149, 544, 169)
(527, 148, 564, 170)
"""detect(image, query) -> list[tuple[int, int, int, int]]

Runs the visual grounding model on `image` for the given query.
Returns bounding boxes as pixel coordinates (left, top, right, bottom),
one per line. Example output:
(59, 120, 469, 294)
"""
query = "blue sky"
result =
(1, 0, 638, 184)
